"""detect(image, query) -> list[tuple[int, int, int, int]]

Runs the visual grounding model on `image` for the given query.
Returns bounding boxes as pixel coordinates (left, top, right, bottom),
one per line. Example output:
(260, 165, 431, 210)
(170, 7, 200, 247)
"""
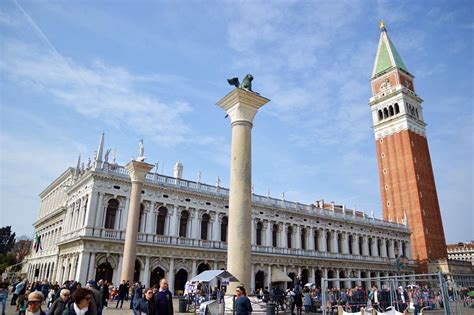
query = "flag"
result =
(33, 233, 42, 252)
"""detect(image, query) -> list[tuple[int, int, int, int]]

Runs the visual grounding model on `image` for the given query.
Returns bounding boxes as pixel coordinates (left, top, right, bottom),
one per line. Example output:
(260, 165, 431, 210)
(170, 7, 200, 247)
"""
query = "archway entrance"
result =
(301, 269, 309, 286)
(134, 260, 141, 283)
(287, 272, 296, 289)
(315, 270, 322, 288)
(150, 266, 165, 288)
(95, 262, 113, 282)
(327, 270, 334, 289)
(174, 269, 188, 296)
(197, 263, 210, 274)
(255, 271, 265, 291)
(361, 271, 367, 290)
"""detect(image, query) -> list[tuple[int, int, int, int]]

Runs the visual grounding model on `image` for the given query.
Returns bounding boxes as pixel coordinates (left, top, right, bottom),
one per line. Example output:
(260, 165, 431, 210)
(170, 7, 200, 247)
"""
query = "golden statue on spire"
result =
(380, 19, 385, 30)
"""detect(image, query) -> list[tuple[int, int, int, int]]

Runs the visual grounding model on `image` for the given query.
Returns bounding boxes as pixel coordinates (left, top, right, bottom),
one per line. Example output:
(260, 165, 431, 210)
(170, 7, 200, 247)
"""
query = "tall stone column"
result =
(217, 88, 269, 291)
(120, 160, 154, 283)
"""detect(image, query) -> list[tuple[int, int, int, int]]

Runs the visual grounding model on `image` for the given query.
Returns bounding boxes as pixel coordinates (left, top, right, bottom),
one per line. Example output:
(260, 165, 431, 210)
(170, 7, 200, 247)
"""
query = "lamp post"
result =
(393, 255, 408, 288)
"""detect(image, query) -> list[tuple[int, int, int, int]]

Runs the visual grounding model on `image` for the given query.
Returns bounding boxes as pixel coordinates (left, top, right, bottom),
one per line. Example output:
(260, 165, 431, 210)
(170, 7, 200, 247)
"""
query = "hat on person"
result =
(87, 280, 97, 287)
(28, 291, 44, 302)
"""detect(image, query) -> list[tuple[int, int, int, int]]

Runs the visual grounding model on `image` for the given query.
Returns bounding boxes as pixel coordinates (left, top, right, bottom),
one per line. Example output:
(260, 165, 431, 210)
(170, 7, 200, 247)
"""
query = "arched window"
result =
(138, 204, 145, 232)
(402, 242, 406, 257)
(378, 110, 383, 121)
(156, 207, 167, 235)
(368, 238, 373, 256)
(386, 240, 390, 257)
(415, 108, 419, 118)
(348, 235, 353, 254)
(301, 228, 306, 250)
(326, 231, 332, 252)
(179, 211, 189, 237)
(394, 103, 400, 114)
(337, 233, 342, 253)
(256, 221, 263, 246)
(377, 239, 382, 256)
(287, 226, 292, 249)
(272, 224, 278, 247)
(221, 216, 228, 242)
(201, 213, 210, 240)
(383, 108, 389, 118)
(389, 105, 394, 116)
(104, 199, 119, 229)
(314, 230, 319, 251)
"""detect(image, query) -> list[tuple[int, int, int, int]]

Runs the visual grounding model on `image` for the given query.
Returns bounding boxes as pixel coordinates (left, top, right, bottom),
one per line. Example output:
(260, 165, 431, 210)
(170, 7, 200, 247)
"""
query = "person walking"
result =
(47, 289, 70, 315)
(0, 282, 8, 315)
(134, 288, 155, 315)
(16, 280, 28, 312)
(234, 286, 252, 315)
(154, 279, 173, 315)
(115, 281, 126, 308)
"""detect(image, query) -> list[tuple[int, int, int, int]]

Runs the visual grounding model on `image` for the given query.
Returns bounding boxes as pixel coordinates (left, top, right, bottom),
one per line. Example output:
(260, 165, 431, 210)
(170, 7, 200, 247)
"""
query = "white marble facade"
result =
(24, 140, 414, 294)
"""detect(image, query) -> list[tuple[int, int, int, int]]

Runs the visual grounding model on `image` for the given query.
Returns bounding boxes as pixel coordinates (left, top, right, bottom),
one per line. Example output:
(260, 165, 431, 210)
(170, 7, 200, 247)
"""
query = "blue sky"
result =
(0, 0, 472, 243)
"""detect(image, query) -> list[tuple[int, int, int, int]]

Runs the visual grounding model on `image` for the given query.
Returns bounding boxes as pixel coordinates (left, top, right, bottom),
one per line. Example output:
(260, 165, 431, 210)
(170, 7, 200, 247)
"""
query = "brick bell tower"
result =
(369, 21, 447, 272)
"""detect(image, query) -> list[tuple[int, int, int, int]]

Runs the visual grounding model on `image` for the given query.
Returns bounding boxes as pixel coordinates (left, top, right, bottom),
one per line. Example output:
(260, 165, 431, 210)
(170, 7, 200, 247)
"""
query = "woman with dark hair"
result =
(62, 288, 93, 315)
(234, 286, 252, 315)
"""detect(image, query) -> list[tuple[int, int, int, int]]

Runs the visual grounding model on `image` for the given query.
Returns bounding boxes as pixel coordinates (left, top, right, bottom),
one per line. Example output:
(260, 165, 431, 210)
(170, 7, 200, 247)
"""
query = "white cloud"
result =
(0, 40, 193, 145)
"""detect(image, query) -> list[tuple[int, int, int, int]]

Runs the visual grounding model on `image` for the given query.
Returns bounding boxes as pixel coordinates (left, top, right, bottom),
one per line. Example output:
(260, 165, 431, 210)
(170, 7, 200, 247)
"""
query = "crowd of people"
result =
(0, 278, 174, 315)
(253, 282, 472, 314)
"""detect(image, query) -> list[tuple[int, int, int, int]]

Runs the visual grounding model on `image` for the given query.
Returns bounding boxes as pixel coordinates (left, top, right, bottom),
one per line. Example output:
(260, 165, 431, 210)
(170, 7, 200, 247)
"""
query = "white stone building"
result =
(24, 135, 414, 294)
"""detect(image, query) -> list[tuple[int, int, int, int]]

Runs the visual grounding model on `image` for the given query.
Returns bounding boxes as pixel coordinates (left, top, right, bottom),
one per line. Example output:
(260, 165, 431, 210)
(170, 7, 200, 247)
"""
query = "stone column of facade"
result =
(192, 260, 197, 277)
(371, 237, 378, 257)
(250, 219, 256, 245)
(87, 252, 96, 281)
(283, 266, 288, 290)
(381, 239, 388, 257)
(211, 213, 219, 241)
(278, 223, 284, 248)
(362, 236, 370, 256)
(265, 221, 272, 247)
(192, 210, 200, 239)
(169, 206, 178, 236)
(295, 226, 301, 249)
(217, 88, 269, 291)
(308, 228, 315, 251)
(356, 270, 362, 286)
(250, 264, 255, 292)
(168, 258, 175, 294)
(319, 230, 327, 252)
(335, 269, 340, 289)
(120, 160, 154, 283)
(352, 235, 360, 256)
(405, 241, 412, 260)
(342, 233, 349, 254)
(143, 257, 151, 287)
(76, 252, 90, 283)
(267, 265, 272, 289)
(332, 231, 338, 253)
(388, 240, 395, 258)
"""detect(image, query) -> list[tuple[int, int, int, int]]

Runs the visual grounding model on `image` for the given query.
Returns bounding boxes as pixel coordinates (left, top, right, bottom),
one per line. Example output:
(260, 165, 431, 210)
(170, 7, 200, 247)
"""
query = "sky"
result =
(0, 0, 472, 243)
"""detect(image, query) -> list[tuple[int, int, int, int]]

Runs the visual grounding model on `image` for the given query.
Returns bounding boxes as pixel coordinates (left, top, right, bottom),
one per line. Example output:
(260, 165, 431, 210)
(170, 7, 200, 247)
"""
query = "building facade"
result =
(369, 22, 447, 272)
(447, 242, 474, 266)
(24, 135, 414, 294)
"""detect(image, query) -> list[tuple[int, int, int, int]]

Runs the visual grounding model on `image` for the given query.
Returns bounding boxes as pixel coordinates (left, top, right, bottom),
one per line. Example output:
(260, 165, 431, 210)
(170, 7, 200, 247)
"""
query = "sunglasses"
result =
(28, 301, 40, 305)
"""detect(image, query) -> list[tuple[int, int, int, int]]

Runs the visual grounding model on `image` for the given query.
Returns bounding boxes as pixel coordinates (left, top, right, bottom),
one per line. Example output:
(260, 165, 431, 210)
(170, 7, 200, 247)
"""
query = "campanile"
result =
(369, 21, 447, 272)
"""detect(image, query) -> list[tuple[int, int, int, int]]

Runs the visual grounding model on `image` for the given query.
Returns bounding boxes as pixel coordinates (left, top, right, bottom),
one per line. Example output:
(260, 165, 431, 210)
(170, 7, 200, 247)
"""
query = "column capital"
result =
(216, 88, 270, 126)
(125, 160, 154, 182)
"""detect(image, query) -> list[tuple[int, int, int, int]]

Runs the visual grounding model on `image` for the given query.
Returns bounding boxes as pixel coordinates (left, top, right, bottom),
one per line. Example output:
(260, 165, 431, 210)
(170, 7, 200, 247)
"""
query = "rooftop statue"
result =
(227, 74, 254, 92)
(137, 139, 146, 162)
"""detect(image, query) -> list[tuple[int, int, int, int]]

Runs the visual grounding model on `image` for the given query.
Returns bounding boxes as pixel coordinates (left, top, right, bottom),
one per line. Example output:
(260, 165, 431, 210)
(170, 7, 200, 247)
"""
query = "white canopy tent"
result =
(271, 266, 292, 282)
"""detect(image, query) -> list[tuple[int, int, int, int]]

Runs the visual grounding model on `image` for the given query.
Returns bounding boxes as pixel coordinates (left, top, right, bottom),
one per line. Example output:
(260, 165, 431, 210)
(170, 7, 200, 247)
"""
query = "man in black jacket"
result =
(116, 281, 127, 308)
(154, 279, 173, 315)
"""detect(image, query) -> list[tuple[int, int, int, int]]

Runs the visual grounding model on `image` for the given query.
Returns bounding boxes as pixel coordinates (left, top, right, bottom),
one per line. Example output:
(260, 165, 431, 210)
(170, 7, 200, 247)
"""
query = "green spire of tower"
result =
(372, 21, 409, 78)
